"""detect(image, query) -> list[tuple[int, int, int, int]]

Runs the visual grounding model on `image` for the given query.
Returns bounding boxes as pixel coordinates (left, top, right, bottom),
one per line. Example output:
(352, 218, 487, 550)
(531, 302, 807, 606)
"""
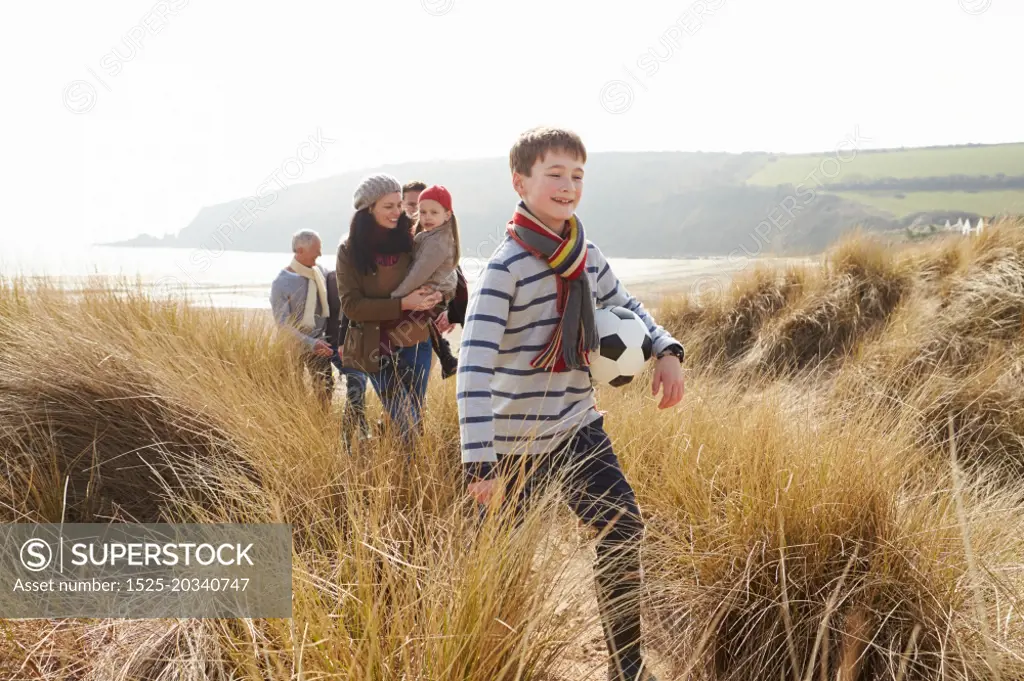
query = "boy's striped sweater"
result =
(456, 235, 683, 476)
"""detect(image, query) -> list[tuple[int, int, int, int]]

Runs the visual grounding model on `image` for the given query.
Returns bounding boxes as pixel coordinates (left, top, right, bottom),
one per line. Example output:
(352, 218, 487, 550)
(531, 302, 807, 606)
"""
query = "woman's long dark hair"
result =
(345, 208, 414, 276)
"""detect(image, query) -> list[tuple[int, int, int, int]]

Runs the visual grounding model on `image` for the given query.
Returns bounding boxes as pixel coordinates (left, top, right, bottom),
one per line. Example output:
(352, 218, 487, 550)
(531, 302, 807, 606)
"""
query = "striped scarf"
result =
(506, 202, 599, 372)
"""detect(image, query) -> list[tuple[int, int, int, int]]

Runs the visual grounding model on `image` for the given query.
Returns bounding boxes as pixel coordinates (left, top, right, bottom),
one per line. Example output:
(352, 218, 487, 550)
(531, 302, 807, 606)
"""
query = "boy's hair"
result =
(509, 127, 587, 176)
(402, 180, 427, 196)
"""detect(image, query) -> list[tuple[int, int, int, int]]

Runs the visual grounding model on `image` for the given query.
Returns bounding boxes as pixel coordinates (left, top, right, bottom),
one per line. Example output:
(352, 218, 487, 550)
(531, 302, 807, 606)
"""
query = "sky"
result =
(2, 0, 1022, 249)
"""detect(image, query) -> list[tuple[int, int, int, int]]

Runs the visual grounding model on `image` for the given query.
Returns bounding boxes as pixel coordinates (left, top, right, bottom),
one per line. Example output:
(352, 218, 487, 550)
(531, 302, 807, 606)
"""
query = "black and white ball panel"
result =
(590, 306, 654, 386)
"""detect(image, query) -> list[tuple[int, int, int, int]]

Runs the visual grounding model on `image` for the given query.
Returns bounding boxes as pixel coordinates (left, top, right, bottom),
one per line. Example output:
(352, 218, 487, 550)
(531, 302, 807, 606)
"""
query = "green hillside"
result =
(747, 143, 1024, 186)
(833, 189, 1024, 218)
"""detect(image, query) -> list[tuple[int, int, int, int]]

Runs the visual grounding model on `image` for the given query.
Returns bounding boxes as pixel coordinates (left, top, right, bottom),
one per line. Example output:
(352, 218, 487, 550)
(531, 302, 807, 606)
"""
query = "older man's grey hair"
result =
(291, 229, 321, 252)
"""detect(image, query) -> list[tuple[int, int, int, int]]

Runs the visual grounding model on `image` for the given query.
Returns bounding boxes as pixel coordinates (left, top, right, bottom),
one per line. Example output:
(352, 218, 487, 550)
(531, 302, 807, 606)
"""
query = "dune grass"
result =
(3, 224, 1024, 679)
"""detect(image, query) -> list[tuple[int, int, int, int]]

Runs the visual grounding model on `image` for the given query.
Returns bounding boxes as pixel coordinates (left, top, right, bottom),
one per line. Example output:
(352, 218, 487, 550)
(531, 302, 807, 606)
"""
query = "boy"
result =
(456, 127, 685, 681)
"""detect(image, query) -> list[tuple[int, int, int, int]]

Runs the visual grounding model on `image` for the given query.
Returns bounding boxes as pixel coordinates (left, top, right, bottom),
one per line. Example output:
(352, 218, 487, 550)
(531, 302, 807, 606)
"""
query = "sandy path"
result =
(544, 530, 673, 680)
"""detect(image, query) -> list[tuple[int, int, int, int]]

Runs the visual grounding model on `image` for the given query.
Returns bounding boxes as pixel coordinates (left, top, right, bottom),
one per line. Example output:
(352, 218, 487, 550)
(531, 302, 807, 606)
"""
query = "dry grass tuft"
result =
(737, 233, 910, 379)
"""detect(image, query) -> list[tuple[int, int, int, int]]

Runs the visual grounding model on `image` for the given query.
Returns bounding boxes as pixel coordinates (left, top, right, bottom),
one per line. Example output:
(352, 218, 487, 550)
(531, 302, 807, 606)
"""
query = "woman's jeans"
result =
(368, 340, 433, 444)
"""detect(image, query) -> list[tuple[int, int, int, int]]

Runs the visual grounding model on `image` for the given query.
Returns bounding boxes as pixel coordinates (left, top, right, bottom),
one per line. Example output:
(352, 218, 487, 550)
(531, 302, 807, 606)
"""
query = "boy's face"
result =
(512, 149, 584, 232)
(417, 198, 451, 231)
(402, 190, 422, 219)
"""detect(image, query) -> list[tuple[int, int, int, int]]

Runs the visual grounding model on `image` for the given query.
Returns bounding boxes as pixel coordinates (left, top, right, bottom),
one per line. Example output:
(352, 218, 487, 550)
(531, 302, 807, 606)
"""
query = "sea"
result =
(0, 243, 736, 310)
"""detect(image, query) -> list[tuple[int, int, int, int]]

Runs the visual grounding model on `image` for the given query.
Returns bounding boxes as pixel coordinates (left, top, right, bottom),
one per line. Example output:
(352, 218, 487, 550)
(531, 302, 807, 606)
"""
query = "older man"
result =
(270, 229, 334, 409)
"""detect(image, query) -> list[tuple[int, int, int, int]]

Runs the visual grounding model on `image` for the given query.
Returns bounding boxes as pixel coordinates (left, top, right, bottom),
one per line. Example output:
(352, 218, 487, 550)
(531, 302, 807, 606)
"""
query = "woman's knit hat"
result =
(417, 185, 453, 212)
(353, 173, 403, 211)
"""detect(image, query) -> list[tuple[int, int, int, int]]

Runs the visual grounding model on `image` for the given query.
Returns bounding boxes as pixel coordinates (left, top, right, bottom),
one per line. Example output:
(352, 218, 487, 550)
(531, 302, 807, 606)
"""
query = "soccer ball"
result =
(589, 306, 653, 387)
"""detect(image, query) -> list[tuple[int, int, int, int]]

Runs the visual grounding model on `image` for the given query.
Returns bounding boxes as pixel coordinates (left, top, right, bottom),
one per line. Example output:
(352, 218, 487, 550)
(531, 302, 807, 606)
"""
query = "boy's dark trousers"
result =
(493, 416, 650, 681)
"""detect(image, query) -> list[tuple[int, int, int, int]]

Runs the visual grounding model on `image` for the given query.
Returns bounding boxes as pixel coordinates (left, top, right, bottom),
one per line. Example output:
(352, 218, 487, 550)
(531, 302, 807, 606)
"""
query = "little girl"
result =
(390, 184, 461, 378)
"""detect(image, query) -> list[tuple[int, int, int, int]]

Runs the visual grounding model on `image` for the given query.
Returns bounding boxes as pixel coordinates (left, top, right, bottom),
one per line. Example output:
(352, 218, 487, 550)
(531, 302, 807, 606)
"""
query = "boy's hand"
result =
(651, 355, 685, 409)
(467, 479, 498, 505)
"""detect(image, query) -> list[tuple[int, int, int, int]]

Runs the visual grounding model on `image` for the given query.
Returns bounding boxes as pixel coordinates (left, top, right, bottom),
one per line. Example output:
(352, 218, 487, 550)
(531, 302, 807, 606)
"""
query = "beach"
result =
(0, 243, 814, 310)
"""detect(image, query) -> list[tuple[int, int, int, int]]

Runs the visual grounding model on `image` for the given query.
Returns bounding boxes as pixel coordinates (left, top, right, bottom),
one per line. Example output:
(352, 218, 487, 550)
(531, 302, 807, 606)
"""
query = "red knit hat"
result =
(417, 185, 452, 212)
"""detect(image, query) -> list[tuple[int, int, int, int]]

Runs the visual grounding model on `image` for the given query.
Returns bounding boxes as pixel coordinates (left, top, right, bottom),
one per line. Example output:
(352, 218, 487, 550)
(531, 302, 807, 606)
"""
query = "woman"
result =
(336, 174, 442, 442)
